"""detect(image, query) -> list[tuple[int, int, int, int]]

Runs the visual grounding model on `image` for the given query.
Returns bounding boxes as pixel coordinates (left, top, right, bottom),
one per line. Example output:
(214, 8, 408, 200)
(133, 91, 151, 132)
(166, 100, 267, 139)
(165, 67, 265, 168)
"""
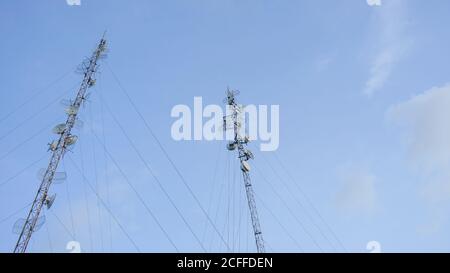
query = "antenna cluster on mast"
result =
(223, 88, 266, 253)
(13, 36, 107, 253)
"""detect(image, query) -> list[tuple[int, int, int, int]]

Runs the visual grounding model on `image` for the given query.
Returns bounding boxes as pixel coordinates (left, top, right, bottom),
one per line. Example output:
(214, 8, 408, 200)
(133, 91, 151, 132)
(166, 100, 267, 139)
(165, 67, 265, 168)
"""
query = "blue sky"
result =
(1, 0, 450, 253)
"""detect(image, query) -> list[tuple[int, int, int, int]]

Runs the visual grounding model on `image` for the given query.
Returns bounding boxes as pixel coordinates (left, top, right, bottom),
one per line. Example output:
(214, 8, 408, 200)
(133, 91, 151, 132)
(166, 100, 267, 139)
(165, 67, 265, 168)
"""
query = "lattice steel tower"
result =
(223, 88, 265, 253)
(13, 36, 107, 253)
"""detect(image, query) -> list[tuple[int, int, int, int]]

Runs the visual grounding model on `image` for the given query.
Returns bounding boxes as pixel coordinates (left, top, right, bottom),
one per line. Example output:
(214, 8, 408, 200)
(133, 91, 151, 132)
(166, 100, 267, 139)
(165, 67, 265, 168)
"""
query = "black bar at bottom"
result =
(0, 253, 445, 272)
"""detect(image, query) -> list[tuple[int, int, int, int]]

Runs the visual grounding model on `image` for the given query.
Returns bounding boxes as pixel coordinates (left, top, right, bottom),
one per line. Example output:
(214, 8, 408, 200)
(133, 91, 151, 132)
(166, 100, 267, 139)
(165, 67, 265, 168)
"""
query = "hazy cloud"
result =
(387, 84, 450, 172)
(364, 0, 410, 96)
(336, 168, 377, 214)
(388, 83, 450, 203)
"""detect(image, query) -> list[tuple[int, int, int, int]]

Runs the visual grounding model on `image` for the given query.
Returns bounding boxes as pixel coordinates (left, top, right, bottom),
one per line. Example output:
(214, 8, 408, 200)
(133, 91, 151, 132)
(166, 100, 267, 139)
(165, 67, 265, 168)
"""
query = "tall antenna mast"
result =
(223, 88, 265, 253)
(13, 36, 107, 253)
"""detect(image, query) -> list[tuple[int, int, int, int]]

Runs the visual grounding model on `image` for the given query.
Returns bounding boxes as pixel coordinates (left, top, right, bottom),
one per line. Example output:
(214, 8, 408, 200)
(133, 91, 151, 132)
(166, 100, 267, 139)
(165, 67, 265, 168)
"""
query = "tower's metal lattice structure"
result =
(223, 89, 265, 253)
(13, 36, 107, 253)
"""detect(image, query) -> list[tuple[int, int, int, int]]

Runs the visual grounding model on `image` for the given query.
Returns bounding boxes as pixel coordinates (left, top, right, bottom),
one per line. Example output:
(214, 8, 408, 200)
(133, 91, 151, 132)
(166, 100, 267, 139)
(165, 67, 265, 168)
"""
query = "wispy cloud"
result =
(364, 0, 411, 96)
(335, 167, 378, 214)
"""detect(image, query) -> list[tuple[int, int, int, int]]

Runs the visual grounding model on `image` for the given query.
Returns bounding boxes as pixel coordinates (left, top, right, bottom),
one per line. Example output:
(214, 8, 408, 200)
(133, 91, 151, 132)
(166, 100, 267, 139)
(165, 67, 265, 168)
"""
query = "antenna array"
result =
(223, 88, 265, 253)
(13, 36, 107, 253)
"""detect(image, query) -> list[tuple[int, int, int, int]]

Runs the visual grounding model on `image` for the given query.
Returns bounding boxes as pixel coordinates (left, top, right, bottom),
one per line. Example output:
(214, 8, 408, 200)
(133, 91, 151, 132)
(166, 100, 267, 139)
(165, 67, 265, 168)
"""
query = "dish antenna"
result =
(65, 106, 78, 115)
(45, 194, 56, 210)
(53, 120, 83, 134)
(241, 160, 251, 172)
(47, 140, 58, 152)
(64, 135, 78, 147)
(13, 216, 45, 235)
(87, 78, 96, 87)
(52, 124, 66, 134)
(227, 141, 237, 151)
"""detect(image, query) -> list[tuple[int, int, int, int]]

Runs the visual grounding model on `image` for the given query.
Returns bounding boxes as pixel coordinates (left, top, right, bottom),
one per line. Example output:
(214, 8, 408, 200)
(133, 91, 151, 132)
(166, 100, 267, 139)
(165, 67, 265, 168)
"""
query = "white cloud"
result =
(388, 83, 450, 203)
(364, 0, 410, 96)
(387, 84, 450, 172)
(336, 168, 377, 214)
